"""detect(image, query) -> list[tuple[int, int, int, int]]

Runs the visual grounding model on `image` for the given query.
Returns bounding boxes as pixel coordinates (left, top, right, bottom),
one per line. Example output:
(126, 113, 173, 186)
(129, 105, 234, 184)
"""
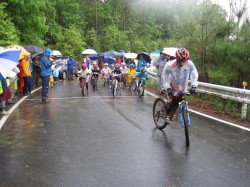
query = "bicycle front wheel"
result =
(93, 78, 97, 91)
(153, 98, 168, 129)
(182, 107, 190, 147)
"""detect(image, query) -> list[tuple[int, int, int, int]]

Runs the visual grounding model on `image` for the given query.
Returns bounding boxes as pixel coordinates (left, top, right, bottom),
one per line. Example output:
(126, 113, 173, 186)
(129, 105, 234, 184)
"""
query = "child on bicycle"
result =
(120, 62, 128, 86)
(77, 64, 91, 94)
(90, 61, 100, 89)
(112, 64, 122, 94)
(126, 64, 137, 90)
(101, 63, 111, 79)
(162, 48, 198, 123)
(135, 68, 149, 96)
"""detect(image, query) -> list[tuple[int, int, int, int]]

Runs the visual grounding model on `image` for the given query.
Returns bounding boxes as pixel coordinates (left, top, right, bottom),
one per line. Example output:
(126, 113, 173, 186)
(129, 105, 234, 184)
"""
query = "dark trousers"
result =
(68, 69, 73, 80)
(23, 76, 33, 94)
(41, 75, 50, 99)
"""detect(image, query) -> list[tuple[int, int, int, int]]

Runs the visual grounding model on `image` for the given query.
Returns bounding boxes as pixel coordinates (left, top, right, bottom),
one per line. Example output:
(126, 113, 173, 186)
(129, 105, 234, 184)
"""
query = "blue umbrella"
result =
(0, 49, 21, 80)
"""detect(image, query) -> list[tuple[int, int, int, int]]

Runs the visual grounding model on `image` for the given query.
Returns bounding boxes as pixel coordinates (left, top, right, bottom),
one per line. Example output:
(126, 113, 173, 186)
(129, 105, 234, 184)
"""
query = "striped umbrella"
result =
(0, 49, 21, 80)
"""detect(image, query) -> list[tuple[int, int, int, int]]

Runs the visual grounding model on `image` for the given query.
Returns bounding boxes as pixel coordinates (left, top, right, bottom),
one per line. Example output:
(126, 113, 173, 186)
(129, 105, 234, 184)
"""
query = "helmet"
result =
(104, 63, 108, 66)
(115, 64, 119, 69)
(129, 64, 134, 69)
(176, 48, 189, 62)
(121, 62, 126, 66)
(140, 68, 146, 73)
(92, 61, 97, 65)
(81, 64, 86, 69)
(111, 64, 115, 67)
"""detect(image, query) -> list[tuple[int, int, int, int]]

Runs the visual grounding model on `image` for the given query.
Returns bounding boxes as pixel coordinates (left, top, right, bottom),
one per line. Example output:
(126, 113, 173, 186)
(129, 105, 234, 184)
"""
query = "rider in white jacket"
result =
(162, 48, 198, 123)
(162, 48, 198, 95)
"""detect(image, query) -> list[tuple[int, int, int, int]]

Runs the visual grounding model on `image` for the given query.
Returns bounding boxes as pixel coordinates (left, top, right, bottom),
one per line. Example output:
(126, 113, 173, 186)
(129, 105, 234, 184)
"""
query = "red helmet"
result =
(176, 48, 189, 62)
(81, 64, 87, 69)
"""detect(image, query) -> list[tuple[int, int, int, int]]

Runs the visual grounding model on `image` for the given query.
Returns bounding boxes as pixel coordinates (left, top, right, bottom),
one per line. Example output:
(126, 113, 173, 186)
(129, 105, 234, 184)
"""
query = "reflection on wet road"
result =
(0, 80, 249, 187)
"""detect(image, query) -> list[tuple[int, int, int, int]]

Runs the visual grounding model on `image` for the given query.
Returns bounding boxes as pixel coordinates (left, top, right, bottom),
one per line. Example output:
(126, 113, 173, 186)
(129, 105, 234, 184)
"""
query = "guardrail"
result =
(146, 69, 250, 118)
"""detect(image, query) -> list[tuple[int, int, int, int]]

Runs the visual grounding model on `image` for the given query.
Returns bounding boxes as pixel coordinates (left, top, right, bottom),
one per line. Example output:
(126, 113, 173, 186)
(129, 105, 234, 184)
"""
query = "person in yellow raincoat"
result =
(49, 57, 54, 88)
(126, 64, 137, 90)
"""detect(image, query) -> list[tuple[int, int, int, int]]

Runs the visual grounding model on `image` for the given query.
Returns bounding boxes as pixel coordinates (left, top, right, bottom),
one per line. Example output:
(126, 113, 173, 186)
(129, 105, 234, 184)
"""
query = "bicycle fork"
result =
(178, 102, 191, 127)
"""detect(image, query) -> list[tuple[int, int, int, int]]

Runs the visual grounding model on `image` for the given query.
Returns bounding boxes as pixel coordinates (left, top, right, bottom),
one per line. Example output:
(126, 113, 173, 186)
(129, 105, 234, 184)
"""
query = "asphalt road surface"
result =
(0, 79, 249, 187)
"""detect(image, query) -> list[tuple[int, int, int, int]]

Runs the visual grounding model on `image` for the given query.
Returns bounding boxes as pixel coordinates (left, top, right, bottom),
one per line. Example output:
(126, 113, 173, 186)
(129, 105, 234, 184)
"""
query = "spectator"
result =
(53, 65, 60, 83)
(83, 55, 91, 69)
(136, 55, 147, 71)
(67, 55, 75, 80)
(32, 55, 41, 87)
(0, 78, 12, 115)
(22, 53, 32, 96)
(40, 48, 53, 103)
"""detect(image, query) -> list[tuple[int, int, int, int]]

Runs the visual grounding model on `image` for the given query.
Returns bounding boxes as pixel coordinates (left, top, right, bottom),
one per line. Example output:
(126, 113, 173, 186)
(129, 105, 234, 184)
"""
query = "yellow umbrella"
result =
(6, 45, 30, 59)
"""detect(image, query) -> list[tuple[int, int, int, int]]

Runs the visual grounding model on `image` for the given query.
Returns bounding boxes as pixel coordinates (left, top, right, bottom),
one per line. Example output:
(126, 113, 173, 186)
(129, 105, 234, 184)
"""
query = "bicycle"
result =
(137, 77, 146, 97)
(103, 73, 110, 87)
(152, 92, 191, 147)
(79, 74, 88, 96)
(92, 72, 99, 91)
(111, 74, 121, 97)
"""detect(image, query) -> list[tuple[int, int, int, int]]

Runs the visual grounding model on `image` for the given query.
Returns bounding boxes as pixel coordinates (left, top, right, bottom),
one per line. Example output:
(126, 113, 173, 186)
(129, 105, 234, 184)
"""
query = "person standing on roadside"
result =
(136, 55, 147, 72)
(67, 55, 75, 80)
(40, 48, 53, 103)
(156, 52, 166, 94)
(32, 55, 41, 87)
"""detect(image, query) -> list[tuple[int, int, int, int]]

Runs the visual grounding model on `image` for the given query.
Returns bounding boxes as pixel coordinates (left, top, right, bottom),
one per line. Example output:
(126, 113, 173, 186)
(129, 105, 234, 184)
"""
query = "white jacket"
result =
(162, 60, 198, 93)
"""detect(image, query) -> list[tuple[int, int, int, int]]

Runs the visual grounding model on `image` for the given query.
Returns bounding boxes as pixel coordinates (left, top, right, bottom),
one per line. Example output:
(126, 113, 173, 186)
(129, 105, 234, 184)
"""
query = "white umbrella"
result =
(51, 50, 63, 57)
(162, 47, 178, 57)
(81, 49, 97, 55)
(124, 53, 137, 59)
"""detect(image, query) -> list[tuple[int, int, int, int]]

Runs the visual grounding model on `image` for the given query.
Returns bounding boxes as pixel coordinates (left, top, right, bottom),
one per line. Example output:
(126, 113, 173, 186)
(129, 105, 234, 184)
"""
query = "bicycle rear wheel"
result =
(112, 80, 117, 97)
(153, 98, 168, 129)
(93, 78, 97, 91)
(182, 107, 190, 147)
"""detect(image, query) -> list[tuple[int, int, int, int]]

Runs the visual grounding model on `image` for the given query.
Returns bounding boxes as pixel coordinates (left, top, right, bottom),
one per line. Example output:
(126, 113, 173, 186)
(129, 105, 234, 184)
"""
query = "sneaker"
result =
(165, 116, 171, 124)
(0, 110, 9, 115)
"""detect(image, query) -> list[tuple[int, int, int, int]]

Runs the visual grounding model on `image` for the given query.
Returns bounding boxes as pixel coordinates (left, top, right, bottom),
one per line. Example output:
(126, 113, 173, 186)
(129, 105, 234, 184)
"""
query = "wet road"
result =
(0, 80, 249, 187)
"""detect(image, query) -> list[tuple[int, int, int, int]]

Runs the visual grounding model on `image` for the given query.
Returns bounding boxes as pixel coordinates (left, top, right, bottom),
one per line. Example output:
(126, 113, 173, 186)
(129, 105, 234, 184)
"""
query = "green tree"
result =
(0, 2, 19, 46)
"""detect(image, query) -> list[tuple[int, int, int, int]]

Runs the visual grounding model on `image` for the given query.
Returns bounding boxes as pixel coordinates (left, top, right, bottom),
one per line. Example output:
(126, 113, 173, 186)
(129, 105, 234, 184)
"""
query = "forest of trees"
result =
(0, 0, 249, 88)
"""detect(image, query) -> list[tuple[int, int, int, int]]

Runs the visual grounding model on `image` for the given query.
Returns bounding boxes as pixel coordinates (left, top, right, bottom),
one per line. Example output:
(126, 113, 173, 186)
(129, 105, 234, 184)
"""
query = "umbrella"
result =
(162, 47, 178, 57)
(31, 52, 44, 59)
(100, 50, 123, 57)
(0, 46, 4, 51)
(0, 49, 21, 80)
(51, 50, 63, 57)
(24, 45, 43, 53)
(124, 53, 137, 59)
(137, 52, 151, 63)
(81, 49, 97, 55)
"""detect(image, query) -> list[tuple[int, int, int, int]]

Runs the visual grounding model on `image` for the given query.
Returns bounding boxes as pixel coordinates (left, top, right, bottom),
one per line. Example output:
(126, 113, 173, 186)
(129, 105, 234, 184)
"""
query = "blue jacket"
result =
(40, 48, 52, 77)
(67, 58, 75, 70)
(136, 72, 148, 81)
(137, 59, 147, 71)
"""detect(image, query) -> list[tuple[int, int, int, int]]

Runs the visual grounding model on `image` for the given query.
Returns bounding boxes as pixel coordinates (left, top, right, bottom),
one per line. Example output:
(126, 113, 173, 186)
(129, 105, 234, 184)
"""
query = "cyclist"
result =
(91, 61, 100, 89)
(126, 64, 137, 90)
(120, 62, 128, 86)
(101, 63, 111, 80)
(77, 64, 91, 94)
(135, 68, 149, 96)
(112, 64, 122, 94)
(162, 48, 198, 123)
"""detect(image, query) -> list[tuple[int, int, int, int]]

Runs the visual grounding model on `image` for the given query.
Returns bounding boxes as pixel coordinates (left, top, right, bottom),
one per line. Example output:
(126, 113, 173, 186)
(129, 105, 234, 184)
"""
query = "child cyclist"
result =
(91, 61, 100, 89)
(120, 62, 128, 86)
(126, 64, 137, 90)
(112, 64, 122, 94)
(77, 64, 91, 94)
(135, 68, 149, 96)
(101, 63, 111, 79)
